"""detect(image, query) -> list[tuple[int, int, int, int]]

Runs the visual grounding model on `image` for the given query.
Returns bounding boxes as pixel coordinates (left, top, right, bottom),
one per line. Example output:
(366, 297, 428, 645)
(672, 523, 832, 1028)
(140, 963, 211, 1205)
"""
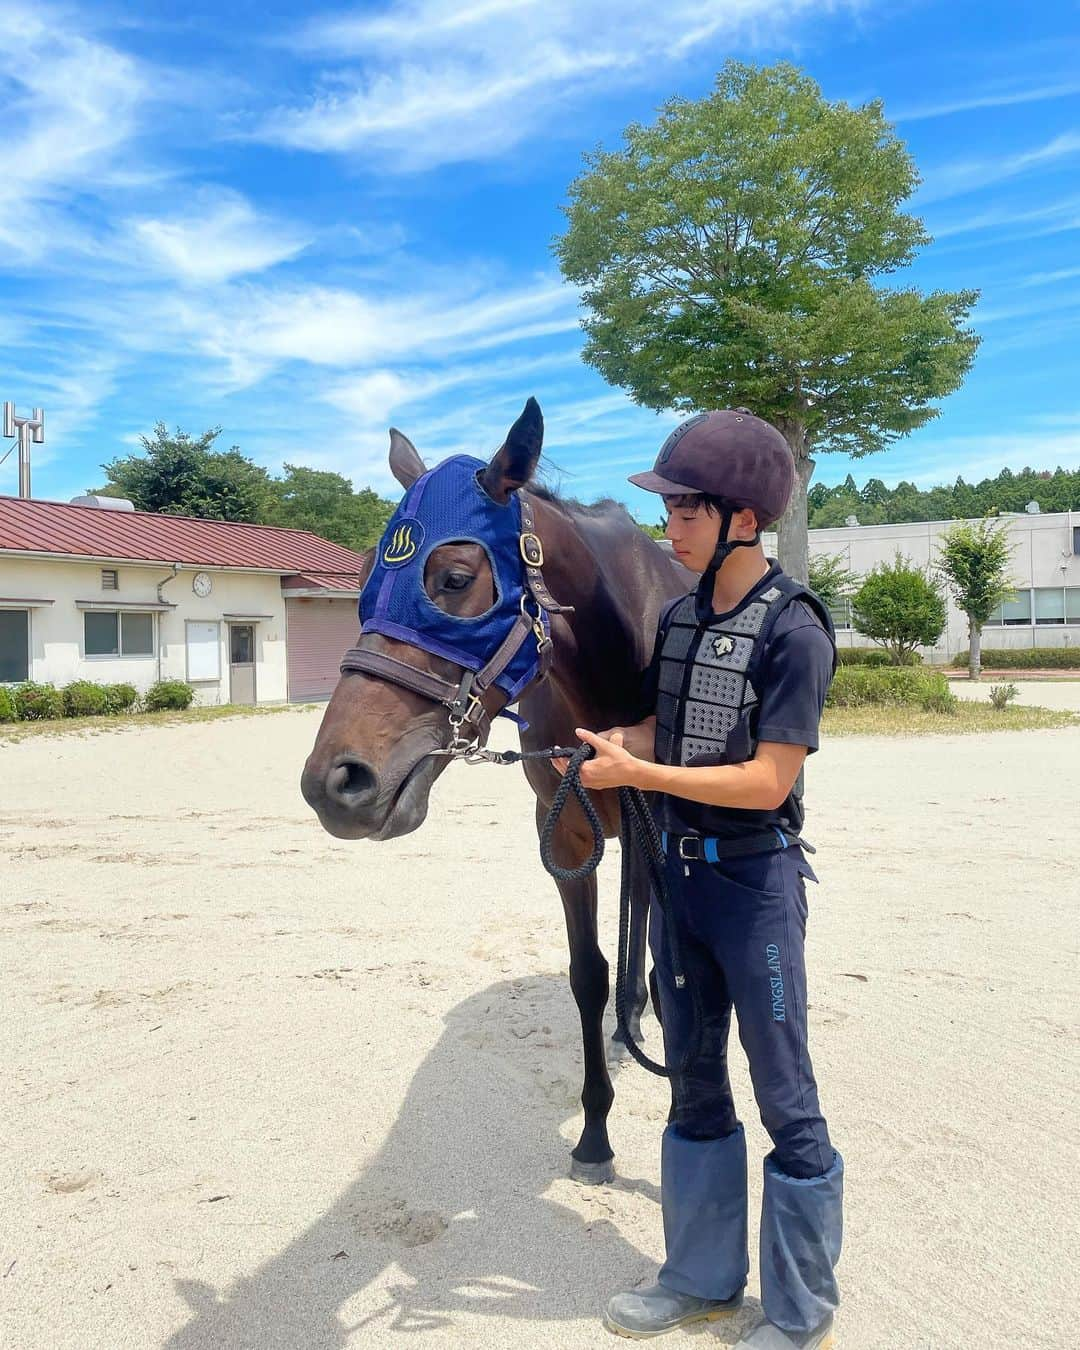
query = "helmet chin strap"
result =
(694, 503, 760, 621)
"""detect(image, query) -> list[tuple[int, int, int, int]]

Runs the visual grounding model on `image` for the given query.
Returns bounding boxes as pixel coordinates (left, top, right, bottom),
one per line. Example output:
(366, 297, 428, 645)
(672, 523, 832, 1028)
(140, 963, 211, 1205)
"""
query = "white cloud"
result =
(259, 0, 851, 168)
(894, 80, 1080, 123)
(917, 131, 1080, 206)
(0, 6, 144, 261)
(155, 272, 580, 387)
(128, 191, 311, 284)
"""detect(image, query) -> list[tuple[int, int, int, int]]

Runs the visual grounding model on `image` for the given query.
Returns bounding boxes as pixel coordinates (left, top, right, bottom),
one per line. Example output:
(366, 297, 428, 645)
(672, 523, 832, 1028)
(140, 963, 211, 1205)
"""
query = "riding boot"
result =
(657, 1121, 749, 1300)
(759, 1150, 843, 1336)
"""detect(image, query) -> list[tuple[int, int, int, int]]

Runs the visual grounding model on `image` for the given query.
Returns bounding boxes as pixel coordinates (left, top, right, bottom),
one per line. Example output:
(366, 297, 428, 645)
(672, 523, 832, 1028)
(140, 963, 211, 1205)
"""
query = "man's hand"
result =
(551, 728, 645, 790)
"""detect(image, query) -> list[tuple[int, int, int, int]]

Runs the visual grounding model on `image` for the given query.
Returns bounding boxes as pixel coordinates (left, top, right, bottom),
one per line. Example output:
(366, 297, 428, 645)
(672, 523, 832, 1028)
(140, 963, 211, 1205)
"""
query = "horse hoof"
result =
(571, 1156, 615, 1186)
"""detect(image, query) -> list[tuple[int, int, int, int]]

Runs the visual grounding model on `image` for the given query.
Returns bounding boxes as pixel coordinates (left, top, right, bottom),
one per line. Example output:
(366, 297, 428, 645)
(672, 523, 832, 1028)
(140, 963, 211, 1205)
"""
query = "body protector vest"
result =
(359, 455, 550, 705)
(653, 567, 836, 838)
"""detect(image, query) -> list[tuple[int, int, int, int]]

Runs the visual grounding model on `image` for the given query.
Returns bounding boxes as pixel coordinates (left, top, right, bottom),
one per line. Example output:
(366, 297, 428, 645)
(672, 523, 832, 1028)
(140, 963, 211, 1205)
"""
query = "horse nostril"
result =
(327, 756, 377, 808)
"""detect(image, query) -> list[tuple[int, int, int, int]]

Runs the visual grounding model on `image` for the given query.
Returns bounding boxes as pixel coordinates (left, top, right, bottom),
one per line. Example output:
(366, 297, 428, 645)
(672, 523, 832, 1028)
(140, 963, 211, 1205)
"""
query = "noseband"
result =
(339, 492, 574, 760)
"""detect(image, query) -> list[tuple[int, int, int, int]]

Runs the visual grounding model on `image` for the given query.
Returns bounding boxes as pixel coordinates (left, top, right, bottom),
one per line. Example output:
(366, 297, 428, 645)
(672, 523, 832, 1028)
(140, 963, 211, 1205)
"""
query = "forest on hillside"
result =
(807, 465, 1080, 528)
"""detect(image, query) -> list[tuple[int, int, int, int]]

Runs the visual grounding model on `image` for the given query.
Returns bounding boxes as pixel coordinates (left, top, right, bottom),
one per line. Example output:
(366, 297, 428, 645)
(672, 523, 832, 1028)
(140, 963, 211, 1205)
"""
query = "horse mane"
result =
(527, 481, 640, 528)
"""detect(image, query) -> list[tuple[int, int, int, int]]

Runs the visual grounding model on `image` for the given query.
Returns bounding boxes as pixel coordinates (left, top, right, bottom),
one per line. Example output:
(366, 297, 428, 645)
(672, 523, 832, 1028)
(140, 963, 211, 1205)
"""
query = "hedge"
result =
(827, 666, 957, 713)
(951, 647, 1080, 670)
(0, 686, 17, 722)
(837, 648, 923, 668)
(143, 679, 195, 711)
(13, 681, 66, 720)
(63, 680, 111, 717)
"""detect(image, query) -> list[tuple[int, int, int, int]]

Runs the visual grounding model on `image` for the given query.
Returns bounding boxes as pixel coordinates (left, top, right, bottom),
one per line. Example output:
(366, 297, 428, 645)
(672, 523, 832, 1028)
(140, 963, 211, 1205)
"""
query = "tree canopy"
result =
(555, 60, 980, 583)
(92, 426, 397, 550)
(808, 464, 1080, 527)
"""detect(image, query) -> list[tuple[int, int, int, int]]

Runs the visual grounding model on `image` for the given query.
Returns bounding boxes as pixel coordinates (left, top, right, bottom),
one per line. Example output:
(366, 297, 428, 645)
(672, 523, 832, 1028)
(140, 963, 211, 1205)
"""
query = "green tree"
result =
(264, 464, 396, 551)
(555, 60, 979, 583)
(808, 551, 860, 610)
(936, 519, 1015, 680)
(852, 554, 947, 664)
(94, 424, 271, 523)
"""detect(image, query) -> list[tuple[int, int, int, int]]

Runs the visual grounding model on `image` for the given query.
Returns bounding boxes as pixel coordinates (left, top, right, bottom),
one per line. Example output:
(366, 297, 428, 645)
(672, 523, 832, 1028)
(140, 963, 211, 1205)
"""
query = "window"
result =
(0, 609, 29, 682)
(1067, 588, 1080, 624)
(827, 599, 852, 631)
(1074, 525, 1080, 557)
(84, 610, 155, 656)
(1034, 588, 1065, 626)
(985, 590, 1032, 626)
(101, 569, 119, 591)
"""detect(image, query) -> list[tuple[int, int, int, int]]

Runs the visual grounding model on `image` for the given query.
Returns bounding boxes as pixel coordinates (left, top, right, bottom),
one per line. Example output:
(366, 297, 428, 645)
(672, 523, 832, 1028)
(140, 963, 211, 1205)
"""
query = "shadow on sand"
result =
(162, 975, 761, 1347)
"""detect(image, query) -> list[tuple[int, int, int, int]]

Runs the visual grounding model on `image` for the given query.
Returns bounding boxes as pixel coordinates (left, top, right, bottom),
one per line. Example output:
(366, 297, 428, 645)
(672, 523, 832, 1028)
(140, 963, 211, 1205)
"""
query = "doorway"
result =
(229, 624, 256, 705)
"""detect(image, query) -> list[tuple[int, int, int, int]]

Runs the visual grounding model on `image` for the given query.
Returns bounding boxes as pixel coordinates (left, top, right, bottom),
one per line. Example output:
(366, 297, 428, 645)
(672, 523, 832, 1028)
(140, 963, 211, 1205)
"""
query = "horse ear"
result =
(479, 397, 543, 504)
(389, 428, 426, 489)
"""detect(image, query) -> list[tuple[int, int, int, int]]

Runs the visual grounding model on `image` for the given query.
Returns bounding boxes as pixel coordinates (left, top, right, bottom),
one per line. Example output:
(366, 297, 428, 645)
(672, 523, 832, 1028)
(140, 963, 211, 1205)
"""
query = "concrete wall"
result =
(1, 556, 288, 704)
(762, 511, 1080, 662)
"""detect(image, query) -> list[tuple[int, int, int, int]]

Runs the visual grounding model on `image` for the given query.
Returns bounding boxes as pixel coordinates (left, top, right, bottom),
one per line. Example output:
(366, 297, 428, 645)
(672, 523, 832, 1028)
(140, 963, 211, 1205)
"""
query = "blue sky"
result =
(2, 0, 1079, 524)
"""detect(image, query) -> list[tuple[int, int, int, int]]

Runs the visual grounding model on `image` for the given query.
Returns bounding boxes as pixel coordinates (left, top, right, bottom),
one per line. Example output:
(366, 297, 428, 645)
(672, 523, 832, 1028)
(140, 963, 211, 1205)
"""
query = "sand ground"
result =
(2, 708, 1078, 1350)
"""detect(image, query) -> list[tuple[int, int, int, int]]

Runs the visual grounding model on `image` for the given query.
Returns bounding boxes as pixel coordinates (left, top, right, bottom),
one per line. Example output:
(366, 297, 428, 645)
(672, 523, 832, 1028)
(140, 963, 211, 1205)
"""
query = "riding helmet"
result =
(628, 409, 794, 527)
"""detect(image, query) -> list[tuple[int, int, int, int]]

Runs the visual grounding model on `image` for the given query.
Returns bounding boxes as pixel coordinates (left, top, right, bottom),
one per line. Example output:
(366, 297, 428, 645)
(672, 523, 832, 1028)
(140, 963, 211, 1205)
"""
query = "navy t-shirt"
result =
(637, 564, 835, 838)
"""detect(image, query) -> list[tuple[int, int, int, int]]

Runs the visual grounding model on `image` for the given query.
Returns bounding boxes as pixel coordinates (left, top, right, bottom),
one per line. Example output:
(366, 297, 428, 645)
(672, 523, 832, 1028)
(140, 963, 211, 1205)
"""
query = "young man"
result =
(567, 410, 842, 1348)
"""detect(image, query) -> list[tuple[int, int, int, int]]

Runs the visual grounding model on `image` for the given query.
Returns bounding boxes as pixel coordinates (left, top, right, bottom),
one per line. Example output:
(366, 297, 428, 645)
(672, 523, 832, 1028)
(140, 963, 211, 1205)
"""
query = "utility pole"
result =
(2, 402, 45, 499)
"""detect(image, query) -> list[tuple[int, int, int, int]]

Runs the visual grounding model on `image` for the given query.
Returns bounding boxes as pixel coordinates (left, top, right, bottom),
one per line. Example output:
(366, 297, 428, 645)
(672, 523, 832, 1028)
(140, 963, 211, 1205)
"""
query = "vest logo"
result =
(713, 634, 735, 658)
(382, 518, 425, 567)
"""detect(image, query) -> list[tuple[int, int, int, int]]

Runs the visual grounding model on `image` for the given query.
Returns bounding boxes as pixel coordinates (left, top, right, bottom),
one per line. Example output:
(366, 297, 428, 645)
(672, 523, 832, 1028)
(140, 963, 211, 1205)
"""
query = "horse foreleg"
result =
(539, 803, 615, 1185)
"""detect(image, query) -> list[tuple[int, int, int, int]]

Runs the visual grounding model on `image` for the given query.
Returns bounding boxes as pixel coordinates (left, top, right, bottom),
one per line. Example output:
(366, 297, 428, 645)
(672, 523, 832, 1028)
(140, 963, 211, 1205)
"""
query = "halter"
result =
(340, 458, 573, 761)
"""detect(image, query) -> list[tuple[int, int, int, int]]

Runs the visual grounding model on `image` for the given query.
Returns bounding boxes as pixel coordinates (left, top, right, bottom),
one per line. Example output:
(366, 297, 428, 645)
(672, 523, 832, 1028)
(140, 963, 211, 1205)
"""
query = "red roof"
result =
(0, 495, 371, 576)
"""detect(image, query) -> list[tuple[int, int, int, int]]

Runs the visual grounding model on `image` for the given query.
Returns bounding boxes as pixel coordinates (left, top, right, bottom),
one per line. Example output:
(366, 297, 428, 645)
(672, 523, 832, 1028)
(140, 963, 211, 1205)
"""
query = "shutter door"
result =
(286, 598, 360, 702)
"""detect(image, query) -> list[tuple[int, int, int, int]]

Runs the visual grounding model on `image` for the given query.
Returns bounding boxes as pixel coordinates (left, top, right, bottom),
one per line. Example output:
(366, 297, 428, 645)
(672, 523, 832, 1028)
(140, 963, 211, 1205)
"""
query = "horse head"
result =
(301, 398, 547, 841)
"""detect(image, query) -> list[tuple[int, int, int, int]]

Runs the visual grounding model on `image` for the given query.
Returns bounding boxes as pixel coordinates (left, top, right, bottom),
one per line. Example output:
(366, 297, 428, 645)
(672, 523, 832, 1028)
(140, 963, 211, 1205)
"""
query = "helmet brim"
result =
(627, 470, 703, 496)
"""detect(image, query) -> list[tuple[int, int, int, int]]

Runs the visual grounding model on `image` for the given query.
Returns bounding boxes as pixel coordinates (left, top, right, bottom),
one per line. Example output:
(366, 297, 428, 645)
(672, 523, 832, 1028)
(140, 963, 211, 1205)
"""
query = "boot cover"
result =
(604, 1282, 743, 1339)
(760, 1150, 843, 1335)
(736, 1312, 835, 1349)
(657, 1122, 749, 1300)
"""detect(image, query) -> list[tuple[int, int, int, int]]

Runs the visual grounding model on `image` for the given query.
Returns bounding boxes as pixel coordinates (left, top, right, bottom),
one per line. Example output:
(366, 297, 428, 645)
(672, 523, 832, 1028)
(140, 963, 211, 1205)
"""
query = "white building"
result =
(0, 495, 369, 703)
(764, 509, 1080, 662)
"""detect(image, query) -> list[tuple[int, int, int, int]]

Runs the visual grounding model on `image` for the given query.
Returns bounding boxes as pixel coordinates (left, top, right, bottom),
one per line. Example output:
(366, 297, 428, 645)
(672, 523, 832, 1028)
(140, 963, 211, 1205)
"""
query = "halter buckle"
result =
(519, 532, 544, 568)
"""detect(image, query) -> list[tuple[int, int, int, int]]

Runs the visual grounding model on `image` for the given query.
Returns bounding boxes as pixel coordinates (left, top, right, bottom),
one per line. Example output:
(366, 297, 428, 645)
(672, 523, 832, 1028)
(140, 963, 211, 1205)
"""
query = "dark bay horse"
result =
(301, 398, 691, 1182)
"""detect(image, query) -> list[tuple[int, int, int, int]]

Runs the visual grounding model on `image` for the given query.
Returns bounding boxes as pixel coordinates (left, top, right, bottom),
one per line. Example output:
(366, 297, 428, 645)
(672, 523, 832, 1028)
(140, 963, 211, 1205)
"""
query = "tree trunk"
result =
(774, 416, 813, 585)
(969, 617, 982, 680)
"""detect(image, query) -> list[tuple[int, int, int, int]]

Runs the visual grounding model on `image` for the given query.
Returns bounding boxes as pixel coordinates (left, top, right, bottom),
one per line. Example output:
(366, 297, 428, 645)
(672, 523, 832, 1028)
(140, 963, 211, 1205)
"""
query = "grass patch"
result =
(0, 702, 316, 744)
(822, 703, 1078, 737)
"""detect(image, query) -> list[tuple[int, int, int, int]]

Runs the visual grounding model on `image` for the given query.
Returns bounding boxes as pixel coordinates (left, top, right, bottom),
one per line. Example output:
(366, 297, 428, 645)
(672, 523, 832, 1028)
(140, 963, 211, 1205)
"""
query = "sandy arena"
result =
(3, 708, 1078, 1350)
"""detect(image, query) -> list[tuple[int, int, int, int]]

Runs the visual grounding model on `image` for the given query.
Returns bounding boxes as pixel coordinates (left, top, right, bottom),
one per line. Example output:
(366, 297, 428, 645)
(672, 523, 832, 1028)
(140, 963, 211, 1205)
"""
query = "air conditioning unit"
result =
(70, 495, 136, 512)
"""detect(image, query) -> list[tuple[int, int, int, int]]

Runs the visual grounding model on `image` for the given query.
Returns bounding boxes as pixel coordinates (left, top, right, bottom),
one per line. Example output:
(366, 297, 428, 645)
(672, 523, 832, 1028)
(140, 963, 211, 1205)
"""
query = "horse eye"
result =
(443, 572, 473, 592)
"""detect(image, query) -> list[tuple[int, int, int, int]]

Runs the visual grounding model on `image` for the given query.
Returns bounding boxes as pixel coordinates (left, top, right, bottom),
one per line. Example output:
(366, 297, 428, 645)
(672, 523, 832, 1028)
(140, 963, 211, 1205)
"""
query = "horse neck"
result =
(523, 492, 644, 718)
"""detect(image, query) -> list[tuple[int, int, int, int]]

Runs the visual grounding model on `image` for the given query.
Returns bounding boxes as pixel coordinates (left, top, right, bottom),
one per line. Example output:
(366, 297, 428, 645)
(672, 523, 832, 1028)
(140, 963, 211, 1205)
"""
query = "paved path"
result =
(948, 677, 1080, 711)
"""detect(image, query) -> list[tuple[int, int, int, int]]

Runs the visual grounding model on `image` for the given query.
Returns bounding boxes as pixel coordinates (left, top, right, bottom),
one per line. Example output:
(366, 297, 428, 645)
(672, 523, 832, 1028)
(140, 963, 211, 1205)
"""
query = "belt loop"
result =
(661, 830, 669, 853)
(704, 838, 719, 864)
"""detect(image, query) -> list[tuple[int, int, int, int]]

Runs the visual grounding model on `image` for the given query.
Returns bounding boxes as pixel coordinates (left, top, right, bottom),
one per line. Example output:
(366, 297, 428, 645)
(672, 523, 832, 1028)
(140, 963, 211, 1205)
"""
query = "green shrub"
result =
(104, 682, 139, 713)
(143, 679, 195, 712)
(13, 681, 65, 721)
(836, 647, 923, 668)
(950, 647, 1080, 670)
(0, 686, 17, 722)
(62, 680, 110, 717)
(989, 682, 1020, 710)
(827, 666, 957, 713)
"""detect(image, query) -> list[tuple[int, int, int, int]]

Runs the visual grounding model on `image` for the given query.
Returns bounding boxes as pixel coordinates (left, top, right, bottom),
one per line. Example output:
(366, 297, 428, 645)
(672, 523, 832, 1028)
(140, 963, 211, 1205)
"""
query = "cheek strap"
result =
(694, 504, 760, 621)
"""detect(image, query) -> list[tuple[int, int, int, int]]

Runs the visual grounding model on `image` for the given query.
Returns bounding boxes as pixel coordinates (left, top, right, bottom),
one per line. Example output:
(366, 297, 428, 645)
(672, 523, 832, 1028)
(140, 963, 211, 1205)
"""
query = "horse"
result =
(301, 397, 691, 1183)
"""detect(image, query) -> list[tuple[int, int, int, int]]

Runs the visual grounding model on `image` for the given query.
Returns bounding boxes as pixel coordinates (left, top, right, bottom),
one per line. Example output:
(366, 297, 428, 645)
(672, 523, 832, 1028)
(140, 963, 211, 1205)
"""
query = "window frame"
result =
(0, 607, 31, 683)
(83, 609, 156, 659)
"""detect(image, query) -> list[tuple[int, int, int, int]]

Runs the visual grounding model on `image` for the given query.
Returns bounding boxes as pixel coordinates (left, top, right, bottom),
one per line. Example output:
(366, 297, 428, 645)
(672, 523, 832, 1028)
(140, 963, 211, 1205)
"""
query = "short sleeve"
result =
(753, 606, 835, 754)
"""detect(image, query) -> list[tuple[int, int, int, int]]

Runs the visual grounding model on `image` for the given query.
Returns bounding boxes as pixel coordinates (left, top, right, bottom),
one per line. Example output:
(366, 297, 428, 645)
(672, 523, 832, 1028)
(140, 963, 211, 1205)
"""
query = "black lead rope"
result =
(488, 741, 702, 1080)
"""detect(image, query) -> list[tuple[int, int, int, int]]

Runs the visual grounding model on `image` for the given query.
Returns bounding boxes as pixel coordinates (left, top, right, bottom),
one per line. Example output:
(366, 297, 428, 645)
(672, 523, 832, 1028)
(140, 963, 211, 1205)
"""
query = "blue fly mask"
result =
(341, 454, 573, 752)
